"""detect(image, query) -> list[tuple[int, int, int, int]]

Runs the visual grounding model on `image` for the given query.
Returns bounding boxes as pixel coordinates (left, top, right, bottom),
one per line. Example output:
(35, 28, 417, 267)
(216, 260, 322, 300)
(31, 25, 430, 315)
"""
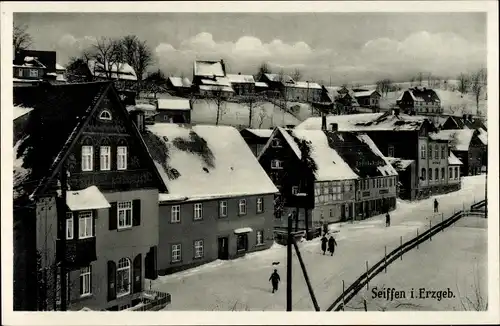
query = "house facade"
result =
(240, 128, 274, 157)
(13, 50, 60, 86)
(154, 98, 192, 124)
(192, 60, 234, 98)
(166, 77, 192, 97)
(353, 90, 381, 110)
(287, 82, 323, 103)
(13, 82, 168, 311)
(387, 158, 416, 200)
(227, 73, 256, 95)
(142, 123, 278, 275)
(396, 87, 443, 116)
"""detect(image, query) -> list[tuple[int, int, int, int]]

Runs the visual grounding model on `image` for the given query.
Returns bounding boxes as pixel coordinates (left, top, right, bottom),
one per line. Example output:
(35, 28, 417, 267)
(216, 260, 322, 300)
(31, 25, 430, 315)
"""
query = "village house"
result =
(154, 98, 192, 124)
(287, 81, 323, 103)
(13, 50, 66, 86)
(353, 89, 381, 111)
(255, 81, 269, 94)
(258, 73, 295, 98)
(429, 129, 485, 177)
(387, 157, 416, 200)
(127, 101, 157, 122)
(240, 128, 274, 157)
(166, 77, 192, 97)
(13, 81, 170, 311)
(441, 114, 487, 131)
(141, 123, 278, 275)
(296, 110, 458, 199)
(396, 87, 443, 116)
(323, 86, 360, 114)
(227, 73, 256, 95)
(192, 60, 234, 98)
(447, 152, 463, 188)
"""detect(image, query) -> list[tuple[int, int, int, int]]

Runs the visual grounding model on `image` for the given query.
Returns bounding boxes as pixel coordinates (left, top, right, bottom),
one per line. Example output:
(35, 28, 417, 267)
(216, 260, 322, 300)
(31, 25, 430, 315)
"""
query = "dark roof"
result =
(14, 50, 57, 73)
(13, 82, 111, 201)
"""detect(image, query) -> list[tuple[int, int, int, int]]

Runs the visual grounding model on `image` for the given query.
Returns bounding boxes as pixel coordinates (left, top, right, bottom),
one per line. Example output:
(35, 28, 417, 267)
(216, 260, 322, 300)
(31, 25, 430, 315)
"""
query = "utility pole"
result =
(286, 211, 293, 311)
(59, 164, 68, 311)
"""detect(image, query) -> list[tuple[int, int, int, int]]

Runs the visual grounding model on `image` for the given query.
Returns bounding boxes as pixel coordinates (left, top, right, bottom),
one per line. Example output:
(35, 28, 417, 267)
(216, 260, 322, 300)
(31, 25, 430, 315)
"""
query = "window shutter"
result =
(109, 202, 117, 230)
(133, 254, 142, 293)
(107, 261, 116, 301)
(132, 200, 141, 226)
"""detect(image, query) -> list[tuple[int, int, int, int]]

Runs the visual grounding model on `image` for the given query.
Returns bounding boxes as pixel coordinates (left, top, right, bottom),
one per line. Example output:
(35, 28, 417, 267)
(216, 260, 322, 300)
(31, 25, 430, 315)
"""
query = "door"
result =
(218, 237, 229, 260)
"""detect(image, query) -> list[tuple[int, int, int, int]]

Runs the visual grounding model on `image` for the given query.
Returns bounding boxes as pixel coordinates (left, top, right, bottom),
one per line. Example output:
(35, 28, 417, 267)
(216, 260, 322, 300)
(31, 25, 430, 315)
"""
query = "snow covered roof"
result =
(87, 60, 138, 81)
(263, 73, 294, 84)
(323, 86, 360, 106)
(296, 112, 429, 132)
(356, 134, 398, 177)
(56, 63, 66, 71)
(200, 77, 232, 87)
(157, 98, 191, 111)
(478, 128, 487, 145)
(244, 129, 274, 138)
(291, 81, 322, 89)
(227, 74, 255, 84)
(255, 82, 268, 88)
(66, 186, 111, 211)
(403, 87, 441, 103)
(168, 76, 192, 88)
(199, 85, 234, 93)
(448, 152, 463, 165)
(134, 103, 157, 111)
(194, 60, 225, 77)
(353, 90, 380, 98)
(386, 157, 414, 171)
(13, 105, 34, 120)
(429, 129, 475, 151)
(144, 124, 278, 202)
(13, 78, 42, 83)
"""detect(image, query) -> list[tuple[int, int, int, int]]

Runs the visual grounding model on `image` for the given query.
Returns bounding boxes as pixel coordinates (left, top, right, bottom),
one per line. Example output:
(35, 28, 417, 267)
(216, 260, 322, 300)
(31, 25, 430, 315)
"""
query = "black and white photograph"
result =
(1, 1, 499, 324)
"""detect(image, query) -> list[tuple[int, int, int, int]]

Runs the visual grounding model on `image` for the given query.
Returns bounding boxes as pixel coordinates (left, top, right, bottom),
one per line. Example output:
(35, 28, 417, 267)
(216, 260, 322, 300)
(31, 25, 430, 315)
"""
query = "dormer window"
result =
(29, 69, 39, 78)
(272, 138, 282, 148)
(99, 110, 112, 120)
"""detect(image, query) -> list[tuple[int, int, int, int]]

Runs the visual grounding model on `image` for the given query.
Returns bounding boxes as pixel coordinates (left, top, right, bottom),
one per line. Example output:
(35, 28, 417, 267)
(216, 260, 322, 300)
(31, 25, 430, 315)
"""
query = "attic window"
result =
(99, 110, 112, 120)
(272, 138, 282, 148)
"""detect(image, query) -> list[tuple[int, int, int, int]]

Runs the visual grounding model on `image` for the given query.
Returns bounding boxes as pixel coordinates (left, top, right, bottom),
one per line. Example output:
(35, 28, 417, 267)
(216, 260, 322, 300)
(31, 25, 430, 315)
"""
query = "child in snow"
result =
(434, 199, 439, 213)
(385, 212, 391, 227)
(269, 269, 281, 293)
(321, 236, 328, 255)
(328, 236, 337, 256)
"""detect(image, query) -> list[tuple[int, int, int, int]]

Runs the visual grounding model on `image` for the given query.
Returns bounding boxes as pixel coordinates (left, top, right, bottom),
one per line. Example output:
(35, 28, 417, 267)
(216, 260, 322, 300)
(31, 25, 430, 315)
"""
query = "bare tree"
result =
(239, 94, 266, 128)
(255, 62, 271, 82)
(257, 107, 269, 128)
(205, 86, 228, 125)
(470, 69, 485, 114)
(292, 68, 302, 82)
(455, 265, 488, 311)
(143, 69, 168, 98)
(13, 23, 33, 53)
(376, 79, 393, 96)
(416, 72, 424, 86)
(88, 37, 124, 79)
(120, 35, 154, 83)
(457, 73, 470, 95)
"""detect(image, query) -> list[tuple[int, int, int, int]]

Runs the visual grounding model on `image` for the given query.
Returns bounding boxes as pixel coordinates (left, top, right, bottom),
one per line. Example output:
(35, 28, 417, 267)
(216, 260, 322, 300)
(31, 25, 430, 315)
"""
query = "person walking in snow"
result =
(321, 235, 328, 255)
(385, 212, 391, 227)
(322, 222, 328, 236)
(269, 269, 281, 293)
(328, 236, 337, 256)
(434, 199, 439, 213)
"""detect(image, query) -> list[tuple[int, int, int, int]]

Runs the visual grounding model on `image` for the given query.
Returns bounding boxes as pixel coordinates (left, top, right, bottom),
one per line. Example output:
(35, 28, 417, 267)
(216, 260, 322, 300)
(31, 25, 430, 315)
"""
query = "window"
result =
(239, 199, 247, 215)
(428, 168, 433, 181)
(219, 201, 227, 217)
(449, 167, 453, 179)
(116, 258, 131, 297)
(441, 168, 445, 180)
(256, 197, 264, 213)
(271, 159, 283, 169)
(81, 146, 93, 171)
(389, 178, 393, 187)
(256, 230, 264, 245)
(78, 211, 93, 239)
(441, 146, 446, 160)
(194, 240, 204, 258)
(66, 212, 74, 240)
(428, 145, 432, 158)
(237, 234, 248, 252)
(194, 203, 203, 220)
(100, 146, 111, 171)
(17, 69, 23, 77)
(272, 138, 282, 148)
(291, 186, 299, 195)
(434, 146, 439, 159)
(117, 146, 128, 170)
(118, 201, 133, 229)
(171, 205, 181, 222)
(171, 244, 181, 262)
(454, 167, 459, 179)
(435, 168, 439, 181)
(80, 266, 92, 297)
(387, 145, 394, 157)
(29, 69, 39, 77)
(329, 209, 333, 217)
(99, 110, 112, 120)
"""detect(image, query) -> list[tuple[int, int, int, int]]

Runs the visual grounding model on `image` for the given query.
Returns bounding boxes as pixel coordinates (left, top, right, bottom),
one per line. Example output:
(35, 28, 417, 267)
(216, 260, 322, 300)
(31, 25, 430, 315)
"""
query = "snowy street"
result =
(152, 175, 486, 311)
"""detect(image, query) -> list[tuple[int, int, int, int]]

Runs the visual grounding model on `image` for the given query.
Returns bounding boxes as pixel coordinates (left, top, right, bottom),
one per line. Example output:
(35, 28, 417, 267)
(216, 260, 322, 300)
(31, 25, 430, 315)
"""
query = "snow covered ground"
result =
(346, 215, 487, 311)
(152, 175, 486, 311)
(191, 100, 301, 129)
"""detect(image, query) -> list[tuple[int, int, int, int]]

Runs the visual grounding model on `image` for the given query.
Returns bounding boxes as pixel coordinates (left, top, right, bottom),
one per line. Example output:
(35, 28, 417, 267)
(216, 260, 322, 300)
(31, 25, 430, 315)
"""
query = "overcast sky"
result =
(15, 12, 487, 84)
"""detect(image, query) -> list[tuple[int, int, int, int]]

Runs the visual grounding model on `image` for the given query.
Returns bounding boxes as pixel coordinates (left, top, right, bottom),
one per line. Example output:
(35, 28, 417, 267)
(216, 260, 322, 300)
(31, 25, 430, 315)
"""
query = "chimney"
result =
(130, 110, 145, 132)
(330, 123, 338, 132)
(220, 59, 226, 74)
(321, 114, 327, 130)
(468, 114, 473, 121)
